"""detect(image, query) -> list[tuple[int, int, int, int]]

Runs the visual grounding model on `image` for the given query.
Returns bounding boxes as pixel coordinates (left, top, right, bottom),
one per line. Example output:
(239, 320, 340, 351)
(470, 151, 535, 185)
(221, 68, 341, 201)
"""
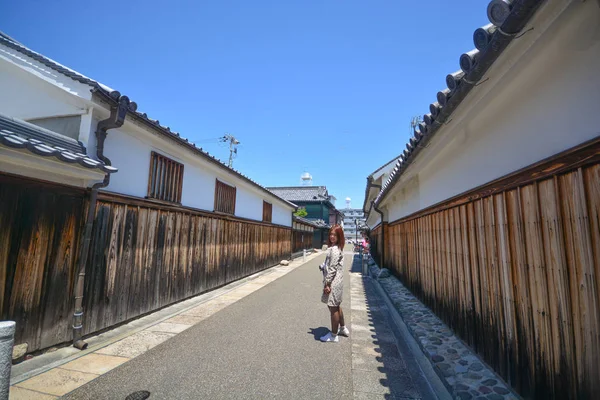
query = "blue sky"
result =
(1, 0, 486, 209)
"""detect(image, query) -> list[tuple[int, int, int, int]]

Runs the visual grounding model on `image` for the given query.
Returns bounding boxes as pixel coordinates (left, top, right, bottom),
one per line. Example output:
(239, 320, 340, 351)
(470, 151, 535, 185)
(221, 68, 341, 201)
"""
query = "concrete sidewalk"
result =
(9, 251, 323, 399)
(348, 255, 450, 400)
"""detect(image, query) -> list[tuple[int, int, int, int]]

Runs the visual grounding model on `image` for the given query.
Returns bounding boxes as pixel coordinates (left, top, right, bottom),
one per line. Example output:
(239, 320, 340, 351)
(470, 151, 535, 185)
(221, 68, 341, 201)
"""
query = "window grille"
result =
(147, 151, 184, 203)
(214, 179, 236, 214)
(263, 201, 272, 222)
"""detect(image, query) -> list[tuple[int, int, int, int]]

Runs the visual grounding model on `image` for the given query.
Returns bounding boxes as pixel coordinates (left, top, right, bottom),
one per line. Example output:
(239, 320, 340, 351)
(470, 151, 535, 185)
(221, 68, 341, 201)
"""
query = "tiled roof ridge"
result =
(0, 32, 295, 209)
(0, 34, 101, 89)
(0, 130, 117, 175)
(267, 186, 332, 203)
(373, 0, 545, 207)
(0, 112, 83, 153)
(367, 154, 401, 178)
(266, 185, 326, 190)
(301, 217, 330, 228)
(293, 215, 325, 228)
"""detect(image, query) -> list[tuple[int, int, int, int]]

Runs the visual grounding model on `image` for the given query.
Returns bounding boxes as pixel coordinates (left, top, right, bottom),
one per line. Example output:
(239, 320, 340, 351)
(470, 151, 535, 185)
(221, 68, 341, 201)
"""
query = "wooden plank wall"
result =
(82, 195, 291, 337)
(292, 230, 312, 253)
(377, 164, 600, 399)
(370, 225, 382, 267)
(0, 175, 291, 353)
(0, 176, 85, 352)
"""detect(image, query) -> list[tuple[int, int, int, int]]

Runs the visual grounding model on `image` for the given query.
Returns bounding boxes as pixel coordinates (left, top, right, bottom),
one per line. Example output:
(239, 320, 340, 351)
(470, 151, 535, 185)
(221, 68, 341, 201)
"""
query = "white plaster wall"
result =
(0, 55, 97, 151)
(0, 60, 86, 121)
(233, 182, 293, 226)
(0, 43, 94, 99)
(101, 125, 154, 198)
(101, 119, 294, 225)
(385, 1, 600, 222)
(386, 176, 420, 222)
(272, 203, 292, 227)
(180, 163, 217, 211)
(365, 209, 381, 229)
(235, 185, 263, 221)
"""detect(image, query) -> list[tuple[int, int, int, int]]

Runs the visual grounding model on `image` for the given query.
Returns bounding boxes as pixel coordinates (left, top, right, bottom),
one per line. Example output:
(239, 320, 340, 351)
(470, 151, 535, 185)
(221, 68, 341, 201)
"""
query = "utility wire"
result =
(191, 134, 241, 168)
(193, 137, 227, 144)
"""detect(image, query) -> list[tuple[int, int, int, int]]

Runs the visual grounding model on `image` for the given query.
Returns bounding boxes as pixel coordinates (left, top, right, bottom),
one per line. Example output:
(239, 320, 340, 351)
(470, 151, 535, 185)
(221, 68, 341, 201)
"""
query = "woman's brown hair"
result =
(327, 224, 345, 250)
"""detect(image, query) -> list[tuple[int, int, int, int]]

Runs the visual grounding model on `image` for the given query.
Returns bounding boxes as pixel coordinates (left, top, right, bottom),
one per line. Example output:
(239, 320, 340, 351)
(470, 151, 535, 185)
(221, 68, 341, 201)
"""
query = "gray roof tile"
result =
(267, 186, 330, 203)
(293, 216, 328, 229)
(0, 115, 117, 174)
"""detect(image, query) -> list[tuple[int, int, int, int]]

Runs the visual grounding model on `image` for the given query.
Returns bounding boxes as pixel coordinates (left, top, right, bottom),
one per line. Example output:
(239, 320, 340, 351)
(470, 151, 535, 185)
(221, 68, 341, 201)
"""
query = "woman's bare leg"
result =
(339, 306, 345, 327)
(329, 306, 340, 334)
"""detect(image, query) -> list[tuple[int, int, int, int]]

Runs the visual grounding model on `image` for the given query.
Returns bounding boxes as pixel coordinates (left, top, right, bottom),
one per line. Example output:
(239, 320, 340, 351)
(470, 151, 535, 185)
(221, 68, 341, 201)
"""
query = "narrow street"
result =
(59, 253, 447, 400)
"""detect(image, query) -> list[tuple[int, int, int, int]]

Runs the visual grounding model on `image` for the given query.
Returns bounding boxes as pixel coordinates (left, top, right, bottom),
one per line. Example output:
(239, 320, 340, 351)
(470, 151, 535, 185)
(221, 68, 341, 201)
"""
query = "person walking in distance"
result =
(320, 225, 350, 343)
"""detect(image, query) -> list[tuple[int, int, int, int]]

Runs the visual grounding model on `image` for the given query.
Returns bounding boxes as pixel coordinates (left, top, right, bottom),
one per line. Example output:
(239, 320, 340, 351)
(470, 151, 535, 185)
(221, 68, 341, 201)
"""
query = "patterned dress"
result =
(321, 245, 344, 307)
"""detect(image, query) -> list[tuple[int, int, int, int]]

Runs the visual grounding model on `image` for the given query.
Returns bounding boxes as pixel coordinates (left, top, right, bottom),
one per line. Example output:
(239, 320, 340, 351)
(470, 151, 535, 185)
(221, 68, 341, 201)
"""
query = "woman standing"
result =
(320, 225, 350, 343)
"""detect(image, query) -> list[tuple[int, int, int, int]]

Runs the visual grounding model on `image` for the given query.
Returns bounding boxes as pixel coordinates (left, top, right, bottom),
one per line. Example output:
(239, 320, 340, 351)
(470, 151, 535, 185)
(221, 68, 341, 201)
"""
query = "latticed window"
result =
(263, 201, 272, 222)
(147, 151, 184, 203)
(214, 179, 236, 214)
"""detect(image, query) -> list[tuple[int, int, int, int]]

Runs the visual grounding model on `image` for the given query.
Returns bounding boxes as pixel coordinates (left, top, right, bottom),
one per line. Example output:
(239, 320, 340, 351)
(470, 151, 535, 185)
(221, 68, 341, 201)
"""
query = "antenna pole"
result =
(410, 116, 422, 135)
(223, 133, 240, 168)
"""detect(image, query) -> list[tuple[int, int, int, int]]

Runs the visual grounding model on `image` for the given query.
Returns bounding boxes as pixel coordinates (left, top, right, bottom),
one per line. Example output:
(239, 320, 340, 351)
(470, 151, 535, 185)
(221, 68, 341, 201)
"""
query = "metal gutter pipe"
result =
(73, 96, 131, 350)
(372, 201, 385, 268)
(290, 210, 295, 260)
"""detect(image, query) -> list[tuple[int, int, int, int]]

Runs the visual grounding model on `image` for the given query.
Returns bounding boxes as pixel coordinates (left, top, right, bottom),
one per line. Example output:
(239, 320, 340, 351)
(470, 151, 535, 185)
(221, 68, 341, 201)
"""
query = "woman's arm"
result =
(324, 247, 341, 285)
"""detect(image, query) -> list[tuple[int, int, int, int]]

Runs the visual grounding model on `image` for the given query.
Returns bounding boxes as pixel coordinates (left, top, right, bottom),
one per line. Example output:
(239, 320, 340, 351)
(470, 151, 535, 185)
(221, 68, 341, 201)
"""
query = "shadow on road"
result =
(349, 253, 424, 400)
(307, 326, 330, 341)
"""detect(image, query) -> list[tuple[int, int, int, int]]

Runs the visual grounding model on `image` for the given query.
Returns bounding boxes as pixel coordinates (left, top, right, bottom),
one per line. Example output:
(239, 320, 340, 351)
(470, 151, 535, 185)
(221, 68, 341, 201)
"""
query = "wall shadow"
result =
(349, 253, 426, 400)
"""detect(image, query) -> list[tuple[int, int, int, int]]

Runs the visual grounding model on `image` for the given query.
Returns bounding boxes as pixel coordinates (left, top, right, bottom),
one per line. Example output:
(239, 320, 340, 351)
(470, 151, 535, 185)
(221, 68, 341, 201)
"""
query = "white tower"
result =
(300, 172, 313, 186)
(345, 197, 351, 209)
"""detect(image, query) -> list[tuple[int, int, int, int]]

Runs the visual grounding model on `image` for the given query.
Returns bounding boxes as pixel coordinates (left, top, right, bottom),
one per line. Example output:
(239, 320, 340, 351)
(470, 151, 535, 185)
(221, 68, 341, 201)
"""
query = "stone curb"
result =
(367, 263, 521, 400)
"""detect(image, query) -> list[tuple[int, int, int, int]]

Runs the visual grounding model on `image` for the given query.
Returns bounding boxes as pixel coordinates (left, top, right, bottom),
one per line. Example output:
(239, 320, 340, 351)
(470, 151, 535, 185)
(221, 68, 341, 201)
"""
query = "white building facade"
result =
(342, 208, 366, 242)
(364, 1, 600, 398)
(0, 31, 296, 354)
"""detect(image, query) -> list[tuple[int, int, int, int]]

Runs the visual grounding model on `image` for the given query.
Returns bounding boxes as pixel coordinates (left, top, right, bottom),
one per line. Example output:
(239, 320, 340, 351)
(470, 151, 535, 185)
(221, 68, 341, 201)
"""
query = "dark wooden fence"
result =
(0, 175, 291, 353)
(0, 175, 84, 351)
(82, 193, 291, 336)
(369, 225, 383, 267)
(292, 231, 312, 253)
(371, 141, 600, 399)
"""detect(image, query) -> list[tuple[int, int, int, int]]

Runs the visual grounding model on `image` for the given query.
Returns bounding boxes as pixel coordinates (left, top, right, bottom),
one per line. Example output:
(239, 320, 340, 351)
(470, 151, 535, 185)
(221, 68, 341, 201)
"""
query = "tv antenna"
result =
(410, 115, 422, 135)
(221, 133, 240, 168)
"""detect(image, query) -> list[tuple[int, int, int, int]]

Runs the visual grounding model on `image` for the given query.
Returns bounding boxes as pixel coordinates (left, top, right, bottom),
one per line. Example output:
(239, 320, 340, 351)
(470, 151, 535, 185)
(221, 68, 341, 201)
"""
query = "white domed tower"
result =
(300, 172, 313, 186)
(345, 197, 351, 209)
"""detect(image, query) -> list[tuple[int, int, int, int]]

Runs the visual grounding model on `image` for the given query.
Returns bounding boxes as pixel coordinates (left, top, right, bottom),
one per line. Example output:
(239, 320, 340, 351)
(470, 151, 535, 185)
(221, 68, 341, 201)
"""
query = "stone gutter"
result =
(367, 261, 521, 400)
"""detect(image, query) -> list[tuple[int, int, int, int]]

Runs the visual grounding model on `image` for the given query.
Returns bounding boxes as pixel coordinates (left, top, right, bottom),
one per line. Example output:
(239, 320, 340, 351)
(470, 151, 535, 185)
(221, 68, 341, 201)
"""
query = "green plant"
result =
(294, 207, 308, 217)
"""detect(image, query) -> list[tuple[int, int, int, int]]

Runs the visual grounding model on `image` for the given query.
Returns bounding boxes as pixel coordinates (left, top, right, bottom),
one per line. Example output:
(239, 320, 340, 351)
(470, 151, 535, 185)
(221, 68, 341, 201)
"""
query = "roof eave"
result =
(367, 154, 401, 178)
(92, 89, 295, 210)
(375, 0, 545, 208)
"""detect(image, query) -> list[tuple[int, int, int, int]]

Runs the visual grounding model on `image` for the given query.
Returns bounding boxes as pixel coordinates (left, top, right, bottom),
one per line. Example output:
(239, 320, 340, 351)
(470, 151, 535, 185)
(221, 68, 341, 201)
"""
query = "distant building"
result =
(342, 208, 365, 242)
(267, 185, 343, 246)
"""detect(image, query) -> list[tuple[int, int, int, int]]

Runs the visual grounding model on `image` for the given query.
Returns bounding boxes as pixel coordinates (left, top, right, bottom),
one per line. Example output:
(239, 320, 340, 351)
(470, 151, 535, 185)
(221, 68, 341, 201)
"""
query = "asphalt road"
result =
(64, 253, 352, 400)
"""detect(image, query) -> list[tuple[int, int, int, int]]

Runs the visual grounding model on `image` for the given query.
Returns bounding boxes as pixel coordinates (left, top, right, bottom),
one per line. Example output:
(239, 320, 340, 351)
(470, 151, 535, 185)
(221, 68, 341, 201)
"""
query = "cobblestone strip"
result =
(368, 263, 520, 400)
(349, 257, 422, 399)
